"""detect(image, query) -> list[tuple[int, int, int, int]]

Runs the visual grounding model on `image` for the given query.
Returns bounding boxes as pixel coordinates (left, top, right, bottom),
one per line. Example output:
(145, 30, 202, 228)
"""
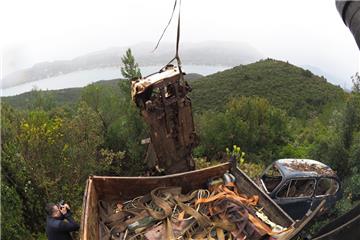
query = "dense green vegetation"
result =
(190, 59, 346, 118)
(194, 96, 290, 164)
(1, 58, 359, 239)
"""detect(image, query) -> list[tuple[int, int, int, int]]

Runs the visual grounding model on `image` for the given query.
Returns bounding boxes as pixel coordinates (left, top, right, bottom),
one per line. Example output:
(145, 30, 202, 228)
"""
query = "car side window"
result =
(315, 178, 339, 196)
(277, 181, 290, 198)
(277, 179, 315, 198)
(261, 164, 283, 193)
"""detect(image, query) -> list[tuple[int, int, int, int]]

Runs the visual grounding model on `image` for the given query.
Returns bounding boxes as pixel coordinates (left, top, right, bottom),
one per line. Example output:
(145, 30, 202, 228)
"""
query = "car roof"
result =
(275, 159, 337, 178)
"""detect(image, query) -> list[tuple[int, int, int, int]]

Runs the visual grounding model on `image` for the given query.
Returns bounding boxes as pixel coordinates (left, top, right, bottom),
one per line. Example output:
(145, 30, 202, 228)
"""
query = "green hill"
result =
(2, 78, 124, 109)
(190, 59, 347, 118)
(2, 73, 203, 109)
(2, 59, 346, 118)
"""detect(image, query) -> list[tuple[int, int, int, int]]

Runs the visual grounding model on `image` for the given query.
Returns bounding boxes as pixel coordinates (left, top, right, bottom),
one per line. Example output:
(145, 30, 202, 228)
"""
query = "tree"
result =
(107, 105, 148, 175)
(195, 96, 290, 163)
(27, 88, 56, 111)
(351, 72, 360, 93)
(1, 105, 50, 235)
(310, 93, 360, 178)
(342, 94, 360, 149)
(121, 48, 141, 80)
(115, 48, 147, 174)
(81, 83, 122, 136)
(349, 132, 360, 171)
(18, 110, 67, 200)
(119, 48, 142, 102)
(1, 181, 32, 240)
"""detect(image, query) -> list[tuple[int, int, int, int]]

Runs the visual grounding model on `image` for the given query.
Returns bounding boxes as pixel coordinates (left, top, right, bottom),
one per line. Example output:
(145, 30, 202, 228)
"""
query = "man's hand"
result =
(60, 203, 70, 215)
(63, 203, 70, 210)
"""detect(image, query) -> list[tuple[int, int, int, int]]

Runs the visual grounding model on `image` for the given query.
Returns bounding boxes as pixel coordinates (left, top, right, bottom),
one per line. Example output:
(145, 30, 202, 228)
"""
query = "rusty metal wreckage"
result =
(131, 65, 197, 175)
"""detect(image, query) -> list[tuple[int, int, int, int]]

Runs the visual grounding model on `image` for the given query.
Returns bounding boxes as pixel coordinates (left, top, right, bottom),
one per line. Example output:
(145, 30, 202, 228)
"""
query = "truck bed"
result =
(80, 163, 294, 239)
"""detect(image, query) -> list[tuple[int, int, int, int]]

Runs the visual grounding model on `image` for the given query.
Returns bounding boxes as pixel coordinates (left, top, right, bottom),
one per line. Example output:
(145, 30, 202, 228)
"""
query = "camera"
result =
(57, 200, 65, 209)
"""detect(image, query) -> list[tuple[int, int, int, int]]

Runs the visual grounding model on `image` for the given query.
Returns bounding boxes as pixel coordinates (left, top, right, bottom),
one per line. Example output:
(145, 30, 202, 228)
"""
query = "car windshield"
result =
(261, 164, 282, 193)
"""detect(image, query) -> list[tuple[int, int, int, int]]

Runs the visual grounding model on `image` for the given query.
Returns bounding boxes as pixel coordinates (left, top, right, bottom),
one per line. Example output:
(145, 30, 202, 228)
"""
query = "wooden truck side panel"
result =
(81, 177, 99, 240)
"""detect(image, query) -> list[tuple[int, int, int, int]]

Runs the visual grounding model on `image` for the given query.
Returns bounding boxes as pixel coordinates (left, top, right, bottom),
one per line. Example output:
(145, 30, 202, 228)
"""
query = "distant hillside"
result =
(2, 59, 346, 119)
(2, 73, 203, 109)
(2, 41, 261, 88)
(189, 59, 347, 118)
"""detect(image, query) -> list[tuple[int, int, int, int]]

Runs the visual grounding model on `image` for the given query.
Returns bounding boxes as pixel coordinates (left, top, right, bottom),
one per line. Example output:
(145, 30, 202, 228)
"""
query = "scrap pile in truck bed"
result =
(80, 163, 295, 239)
(131, 65, 198, 174)
(96, 172, 289, 240)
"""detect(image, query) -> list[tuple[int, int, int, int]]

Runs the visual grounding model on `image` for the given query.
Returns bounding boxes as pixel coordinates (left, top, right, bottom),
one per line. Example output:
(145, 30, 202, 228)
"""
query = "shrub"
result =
(1, 181, 32, 240)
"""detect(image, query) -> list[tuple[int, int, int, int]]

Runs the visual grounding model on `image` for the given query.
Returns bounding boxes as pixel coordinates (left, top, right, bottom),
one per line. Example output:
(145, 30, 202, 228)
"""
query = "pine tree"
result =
(120, 48, 142, 80)
(351, 72, 360, 93)
(118, 49, 147, 174)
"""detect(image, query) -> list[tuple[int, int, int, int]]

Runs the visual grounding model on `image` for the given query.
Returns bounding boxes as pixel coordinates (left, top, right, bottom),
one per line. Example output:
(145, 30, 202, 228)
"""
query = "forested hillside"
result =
(190, 59, 346, 118)
(1, 59, 359, 239)
(4, 59, 346, 119)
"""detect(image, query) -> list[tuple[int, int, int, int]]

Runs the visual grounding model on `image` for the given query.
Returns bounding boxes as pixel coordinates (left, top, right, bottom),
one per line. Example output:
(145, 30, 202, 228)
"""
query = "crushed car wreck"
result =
(259, 159, 340, 220)
(131, 65, 198, 174)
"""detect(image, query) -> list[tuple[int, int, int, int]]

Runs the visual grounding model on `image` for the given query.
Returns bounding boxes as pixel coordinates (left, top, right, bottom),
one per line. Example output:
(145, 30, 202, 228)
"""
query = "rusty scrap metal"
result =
(132, 65, 198, 174)
(97, 174, 289, 240)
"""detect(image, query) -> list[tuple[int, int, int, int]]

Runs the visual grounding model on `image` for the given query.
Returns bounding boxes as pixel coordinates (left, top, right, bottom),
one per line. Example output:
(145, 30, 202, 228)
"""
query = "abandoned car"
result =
(259, 159, 341, 220)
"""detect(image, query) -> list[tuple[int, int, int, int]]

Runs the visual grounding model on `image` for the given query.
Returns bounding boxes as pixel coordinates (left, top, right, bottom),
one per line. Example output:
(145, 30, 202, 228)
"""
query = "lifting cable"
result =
(153, 0, 183, 68)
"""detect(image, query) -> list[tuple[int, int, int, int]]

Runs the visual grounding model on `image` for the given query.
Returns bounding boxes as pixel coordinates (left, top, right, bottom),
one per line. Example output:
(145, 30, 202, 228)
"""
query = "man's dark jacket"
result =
(46, 211, 80, 240)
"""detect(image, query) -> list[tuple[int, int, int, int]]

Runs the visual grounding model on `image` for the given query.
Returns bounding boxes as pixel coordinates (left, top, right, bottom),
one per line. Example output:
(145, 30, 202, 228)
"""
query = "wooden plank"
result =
(79, 179, 89, 239)
(89, 177, 99, 240)
(80, 177, 99, 240)
(92, 163, 230, 202)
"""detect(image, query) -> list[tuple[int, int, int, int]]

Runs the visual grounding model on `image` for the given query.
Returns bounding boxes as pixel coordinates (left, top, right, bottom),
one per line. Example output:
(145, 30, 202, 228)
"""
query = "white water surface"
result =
(1, 65, 230, 96)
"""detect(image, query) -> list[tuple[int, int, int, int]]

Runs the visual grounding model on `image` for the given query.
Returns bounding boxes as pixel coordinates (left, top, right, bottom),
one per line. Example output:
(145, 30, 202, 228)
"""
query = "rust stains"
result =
(132, 65, 198, 174)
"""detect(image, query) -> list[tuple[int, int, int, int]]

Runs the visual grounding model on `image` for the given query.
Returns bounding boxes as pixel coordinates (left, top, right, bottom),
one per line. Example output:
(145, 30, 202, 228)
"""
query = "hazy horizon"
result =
(1, 0, 359, 88)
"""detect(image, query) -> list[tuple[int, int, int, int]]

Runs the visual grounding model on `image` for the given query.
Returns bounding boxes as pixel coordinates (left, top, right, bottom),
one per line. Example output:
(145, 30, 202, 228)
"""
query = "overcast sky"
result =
(1, 0, 359, 88)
